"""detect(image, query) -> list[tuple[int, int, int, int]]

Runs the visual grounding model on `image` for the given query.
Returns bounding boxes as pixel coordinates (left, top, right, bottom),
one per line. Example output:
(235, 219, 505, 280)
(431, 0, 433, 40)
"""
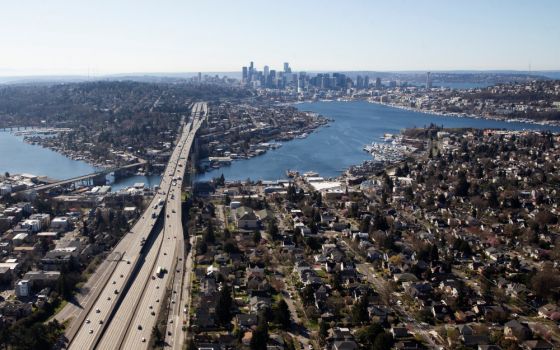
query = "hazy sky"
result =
(1, 0, 559, 75)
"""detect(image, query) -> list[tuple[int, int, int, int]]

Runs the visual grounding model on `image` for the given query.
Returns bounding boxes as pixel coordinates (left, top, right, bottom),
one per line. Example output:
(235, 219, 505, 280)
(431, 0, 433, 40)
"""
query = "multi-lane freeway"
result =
(66, 102, 207, 350)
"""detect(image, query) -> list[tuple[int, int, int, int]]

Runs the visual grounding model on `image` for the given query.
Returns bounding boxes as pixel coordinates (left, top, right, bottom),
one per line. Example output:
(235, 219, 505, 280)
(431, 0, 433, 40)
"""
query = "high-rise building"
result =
(364, 76, 370, 88)
(249, 61, 254, 81)
(283, 62, 291, 73)
(242, 66, 248, 82)
(269, 70, 276, 88)
(356, 75, 364, 89)
(263, 65, 270, 87)
(375, 77, 382, 89)
(426, 72, 432, 89)
(198, 72, 202, 82)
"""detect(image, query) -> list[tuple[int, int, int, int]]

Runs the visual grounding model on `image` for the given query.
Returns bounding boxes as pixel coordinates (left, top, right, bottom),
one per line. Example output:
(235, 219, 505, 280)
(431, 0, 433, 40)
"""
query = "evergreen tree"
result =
(351, 296, 369, 324)
(373, 332, 394, 350)
(273, 299, 290, 330)
(250, 316, 269, 350)
(216, 284, 233, 326)
(253, 230, 262, 244)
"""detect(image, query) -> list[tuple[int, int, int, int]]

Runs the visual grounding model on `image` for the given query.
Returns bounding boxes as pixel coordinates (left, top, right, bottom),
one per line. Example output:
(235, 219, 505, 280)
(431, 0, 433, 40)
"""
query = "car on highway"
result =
(141, 338, 146, 342)
(96, 308, 100, 313)
(89, 329, 94, 334)
(138, 325, 142, 330)
(85, 319, 91, 324)
(99, 320, 104, 324)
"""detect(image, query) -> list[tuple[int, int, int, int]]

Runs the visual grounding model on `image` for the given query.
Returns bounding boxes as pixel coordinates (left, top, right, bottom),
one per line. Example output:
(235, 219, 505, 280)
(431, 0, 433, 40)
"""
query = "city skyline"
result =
(0, 0, 559, 76)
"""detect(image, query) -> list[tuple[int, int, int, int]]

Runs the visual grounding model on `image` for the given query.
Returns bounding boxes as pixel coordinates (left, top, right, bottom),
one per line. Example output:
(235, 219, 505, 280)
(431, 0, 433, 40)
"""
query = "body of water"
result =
(0, 131, 161, 192)
(3, 101, 560, 187)
(197, 101, 560, 182)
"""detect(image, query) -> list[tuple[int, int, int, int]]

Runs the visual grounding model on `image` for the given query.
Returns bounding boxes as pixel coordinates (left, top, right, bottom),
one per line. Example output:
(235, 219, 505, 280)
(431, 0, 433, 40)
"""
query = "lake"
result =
(0, 131, 160, 191)
(3, 101, 559, 186)
(196, 101, 560, 182)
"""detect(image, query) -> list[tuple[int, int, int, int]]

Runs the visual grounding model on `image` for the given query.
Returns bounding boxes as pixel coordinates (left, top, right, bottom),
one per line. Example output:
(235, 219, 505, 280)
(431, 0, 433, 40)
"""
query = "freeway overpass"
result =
(64, 102, 207, 350)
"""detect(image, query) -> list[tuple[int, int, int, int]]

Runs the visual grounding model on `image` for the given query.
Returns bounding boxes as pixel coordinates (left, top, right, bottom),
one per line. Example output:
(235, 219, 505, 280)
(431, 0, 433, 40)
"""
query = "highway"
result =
(118, 104, 205, 350)
(66, 102, 206, 350)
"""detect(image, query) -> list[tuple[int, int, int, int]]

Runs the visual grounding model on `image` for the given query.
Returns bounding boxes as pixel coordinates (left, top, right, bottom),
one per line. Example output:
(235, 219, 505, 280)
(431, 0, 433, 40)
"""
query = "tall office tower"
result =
(364, 76, 370, 88)
(283, 62, 291, 73)
(269, 70, 276, 88)
(426, 72, 432, 89)
(242, 66, 248, 82)
(263, 65, 269, 87)
(198, 72, 202, 82)
(356, 75, 364, 89)
(375, 77, 382, 89)
(249, 61, 254, 81)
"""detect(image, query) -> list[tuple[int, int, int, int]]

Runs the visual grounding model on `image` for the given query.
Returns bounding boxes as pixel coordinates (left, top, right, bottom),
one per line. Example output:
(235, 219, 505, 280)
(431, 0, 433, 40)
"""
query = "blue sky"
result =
(0, 0, 559, 75)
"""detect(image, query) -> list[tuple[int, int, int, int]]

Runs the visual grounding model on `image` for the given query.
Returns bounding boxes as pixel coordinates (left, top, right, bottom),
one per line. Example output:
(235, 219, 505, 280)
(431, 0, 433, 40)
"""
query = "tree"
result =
(273, 299, 290, 330)
(197, 240, 208, 254)
(351, 296, 369, 324)
(429, 244, 439, 262)
(319, 320, 329, 345)
(372, 211, 389, 231)
(250, 316, 269, 350)
(455, 171, 470, 197)
(267, 220, 279, 240)
(360, 217, 371, 233)
(532, 264, 560, 300)
(152, 326, 163, 345)
(373, 332, 394, 350)
(216, 284, 233, 326)
(301, 285, 315, 306)
(203, 222, 215, 243)
(356, 323, 384, 347)
(224, 240, 238, 254)
(253, 230, 262, 244)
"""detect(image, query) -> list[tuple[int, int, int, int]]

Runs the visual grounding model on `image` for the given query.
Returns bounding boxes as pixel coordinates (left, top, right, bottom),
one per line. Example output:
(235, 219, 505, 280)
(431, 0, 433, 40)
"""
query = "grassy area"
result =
(53, 299, 68, 316)
(306, 319, 319, 331)
(315, 269, 328, 279)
